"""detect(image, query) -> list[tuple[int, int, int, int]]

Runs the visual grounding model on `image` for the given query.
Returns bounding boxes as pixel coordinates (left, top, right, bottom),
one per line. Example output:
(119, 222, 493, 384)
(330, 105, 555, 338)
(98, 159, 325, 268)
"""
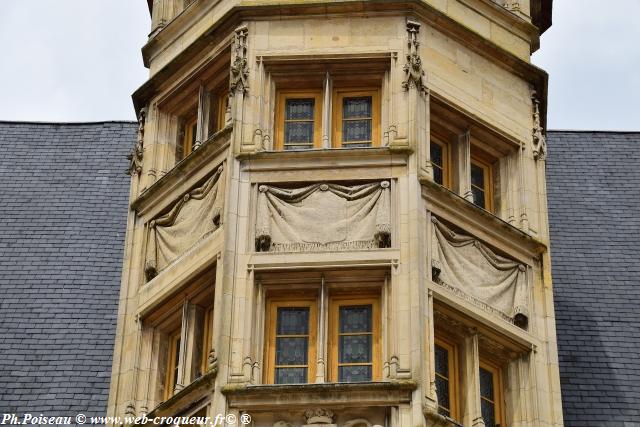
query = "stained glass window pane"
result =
(481, 399, 496, 427)
(275, 367, 307, 384)
(342, 119, 371, 143)
(435, 376, 450, 415)
(479, 367, 494, 400)
(339, 305, 372, 333)
(276, 337, 308, 365)
(431, 143, 443, 168)
(339, 335, 372, 363)
(338, 365, 372, 382)
(434, 344, 449, 377)
(284, 122, 314, 146)
(286, 99, 314, 120)
(277, 308, 309, 335)
(472, 187, 486, 209)
(343, 97, 372, 119)
(471, 163, 485, 188)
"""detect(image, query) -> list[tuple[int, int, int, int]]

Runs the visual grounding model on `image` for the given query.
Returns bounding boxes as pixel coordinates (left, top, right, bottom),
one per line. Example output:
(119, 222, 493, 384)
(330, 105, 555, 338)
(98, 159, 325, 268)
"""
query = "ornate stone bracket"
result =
(230, 25, 249, 96)
(402, 20, 428, 96)
(531, 92, 547, 161)
(126, 107, 147, 176)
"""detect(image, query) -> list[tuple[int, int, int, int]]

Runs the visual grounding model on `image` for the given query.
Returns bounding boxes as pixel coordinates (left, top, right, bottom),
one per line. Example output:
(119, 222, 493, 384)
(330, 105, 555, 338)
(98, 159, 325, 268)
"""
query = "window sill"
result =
(223, 380, 417, 410)
(147, 368, 217, 418)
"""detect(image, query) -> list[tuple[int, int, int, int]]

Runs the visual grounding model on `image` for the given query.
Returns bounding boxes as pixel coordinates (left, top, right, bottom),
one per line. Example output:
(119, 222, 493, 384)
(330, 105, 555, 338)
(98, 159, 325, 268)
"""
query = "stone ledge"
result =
(147, 369, 217, 418)
(223, 380, 417, 410)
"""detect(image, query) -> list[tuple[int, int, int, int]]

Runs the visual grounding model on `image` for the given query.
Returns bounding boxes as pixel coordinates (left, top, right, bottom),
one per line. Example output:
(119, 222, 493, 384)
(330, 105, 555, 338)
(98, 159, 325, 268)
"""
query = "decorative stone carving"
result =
(304, 409, 335, 425)
(255, 181, 392, 253)
(343, 419, 373, 427)
(207, 349, 218, 375)
(144, 165, 225, 280)
(229, 25, 249, 96)
(273, 422, 291, 427)
(126, 108, 147, 176)
(402, 20, 428, 96)
(531, 93, 547, 161)
(431, 217, 529, 327)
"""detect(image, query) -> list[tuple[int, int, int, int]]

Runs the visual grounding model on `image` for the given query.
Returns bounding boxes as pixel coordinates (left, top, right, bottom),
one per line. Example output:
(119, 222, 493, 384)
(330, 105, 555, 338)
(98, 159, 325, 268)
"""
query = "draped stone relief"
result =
(255, 181, 392, 253)
(430, 217, 529, 327)
(144, 165, 225, 280)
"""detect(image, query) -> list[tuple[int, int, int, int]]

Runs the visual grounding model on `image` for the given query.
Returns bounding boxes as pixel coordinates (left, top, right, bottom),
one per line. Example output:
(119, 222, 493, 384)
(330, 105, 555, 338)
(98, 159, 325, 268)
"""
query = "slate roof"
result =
(546, 130, 640, 426)
(0, 121, 136, 415)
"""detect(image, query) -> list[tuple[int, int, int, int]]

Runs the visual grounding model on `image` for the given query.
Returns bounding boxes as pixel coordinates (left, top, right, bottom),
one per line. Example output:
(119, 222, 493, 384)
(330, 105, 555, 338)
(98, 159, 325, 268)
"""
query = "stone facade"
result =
(108, 1, 560, 426)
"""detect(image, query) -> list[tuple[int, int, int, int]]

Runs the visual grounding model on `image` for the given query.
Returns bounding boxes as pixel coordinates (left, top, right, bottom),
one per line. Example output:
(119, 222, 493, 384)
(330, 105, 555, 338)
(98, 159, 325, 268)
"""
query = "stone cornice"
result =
(222, 380, 417, 410)
(133, 0, 548, 129)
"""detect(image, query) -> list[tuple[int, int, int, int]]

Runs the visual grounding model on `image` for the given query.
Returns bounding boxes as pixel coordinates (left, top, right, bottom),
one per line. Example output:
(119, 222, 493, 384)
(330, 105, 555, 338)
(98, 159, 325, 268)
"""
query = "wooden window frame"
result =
(430, 138, 451, 188)
(264, 298, 318, 384)
(328, 295, 381, 382)
(214, 89, 229, 133)
(332, 88, 381, 148)
(200, 305, 214, 375)
(470, 156, 493, 212)
(434, 336, 459, 420)
(182, 115, 198, 158)
(479, 359, 505, 427)
(165, 329, 181, 400)
(275, 90, 323, 151)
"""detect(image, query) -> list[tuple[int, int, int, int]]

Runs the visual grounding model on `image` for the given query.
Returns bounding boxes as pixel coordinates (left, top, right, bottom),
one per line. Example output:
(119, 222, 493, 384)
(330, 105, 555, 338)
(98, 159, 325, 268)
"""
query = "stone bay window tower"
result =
(109, 1, 559, 426)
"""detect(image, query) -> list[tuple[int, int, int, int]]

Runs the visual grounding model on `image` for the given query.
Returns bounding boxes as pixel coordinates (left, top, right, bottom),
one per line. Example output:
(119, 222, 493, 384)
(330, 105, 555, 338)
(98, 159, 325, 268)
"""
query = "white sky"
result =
(0, 1, 638, 130)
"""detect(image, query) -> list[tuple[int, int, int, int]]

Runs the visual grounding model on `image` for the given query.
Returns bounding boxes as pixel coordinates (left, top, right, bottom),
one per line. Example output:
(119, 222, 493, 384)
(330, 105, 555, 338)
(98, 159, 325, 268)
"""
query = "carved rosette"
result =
(229, 25, 249, 96)
(126, 108, 147, 176)
(531, 93, 547, 161)
(402, 20, 428, 96)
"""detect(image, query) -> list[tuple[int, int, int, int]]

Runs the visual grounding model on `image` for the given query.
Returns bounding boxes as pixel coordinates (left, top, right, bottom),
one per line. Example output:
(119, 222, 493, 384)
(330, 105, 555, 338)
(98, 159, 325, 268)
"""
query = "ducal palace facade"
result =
(2, 0, 639, 426)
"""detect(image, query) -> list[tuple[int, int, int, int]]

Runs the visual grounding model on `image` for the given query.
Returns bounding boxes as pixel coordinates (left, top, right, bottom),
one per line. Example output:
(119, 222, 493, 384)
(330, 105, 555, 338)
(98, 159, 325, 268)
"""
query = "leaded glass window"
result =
(341, 96, 373, 148)
(431, 141, 448, 186)
(471, 161, 487, 209)
(435, 343, 452, 417)
(274, 307, 311, 384)
(480, 366, 498, 427)
(337, 304, 373, 382)
(284, 98, 316, 150)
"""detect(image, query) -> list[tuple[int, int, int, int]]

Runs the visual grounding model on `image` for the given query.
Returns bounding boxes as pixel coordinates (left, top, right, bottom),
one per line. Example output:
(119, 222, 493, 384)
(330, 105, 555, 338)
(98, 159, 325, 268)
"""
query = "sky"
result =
(0, 1, 638, 131)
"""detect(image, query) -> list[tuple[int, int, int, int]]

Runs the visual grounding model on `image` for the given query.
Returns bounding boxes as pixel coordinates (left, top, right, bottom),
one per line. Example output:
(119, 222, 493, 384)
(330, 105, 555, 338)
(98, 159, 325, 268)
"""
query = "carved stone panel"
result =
(255, 181, 391, 253)
(144, 165, 225, 280)
(431, 217, 529, 327)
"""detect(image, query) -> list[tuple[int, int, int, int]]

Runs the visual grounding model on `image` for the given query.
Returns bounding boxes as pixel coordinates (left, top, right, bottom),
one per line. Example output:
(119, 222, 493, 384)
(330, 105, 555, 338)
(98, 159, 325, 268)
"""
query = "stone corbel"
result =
(531, 92, 547, 161)
(402, 20, 428, 96)
(127, 107, 147, 176)
(303, 409, 336, 427)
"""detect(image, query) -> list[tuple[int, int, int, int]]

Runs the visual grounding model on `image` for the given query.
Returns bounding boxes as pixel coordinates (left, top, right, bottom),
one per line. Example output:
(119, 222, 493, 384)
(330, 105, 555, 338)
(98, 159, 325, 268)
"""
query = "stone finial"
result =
(126, 107, 147, 176)
(230, 25, 249, 96)
(531, 93, 547, 161)
(402, 20, 428, 96)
